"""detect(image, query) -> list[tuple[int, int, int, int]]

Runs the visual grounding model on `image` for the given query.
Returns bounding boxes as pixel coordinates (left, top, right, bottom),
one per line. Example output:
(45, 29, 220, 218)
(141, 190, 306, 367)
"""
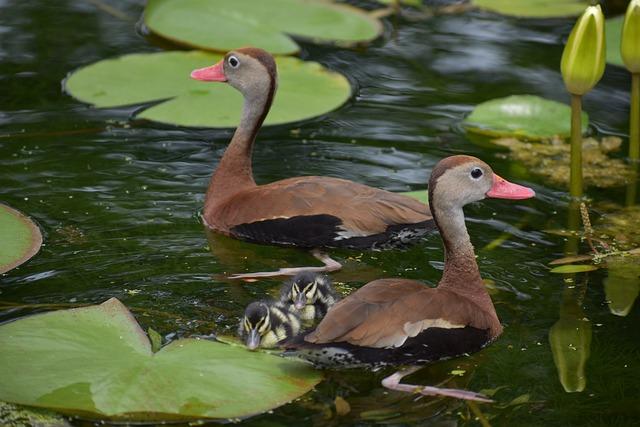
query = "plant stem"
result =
(630, 73, 640, 162)
(570, 94, 583, 198)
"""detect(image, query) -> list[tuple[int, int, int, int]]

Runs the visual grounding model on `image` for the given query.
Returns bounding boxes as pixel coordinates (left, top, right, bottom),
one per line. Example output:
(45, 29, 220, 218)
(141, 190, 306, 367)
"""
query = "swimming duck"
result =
(191, 48, 434, 278)
(280, 272, 340, 321)
(286, 155, 535, 401)
(239, 300, 301, 350)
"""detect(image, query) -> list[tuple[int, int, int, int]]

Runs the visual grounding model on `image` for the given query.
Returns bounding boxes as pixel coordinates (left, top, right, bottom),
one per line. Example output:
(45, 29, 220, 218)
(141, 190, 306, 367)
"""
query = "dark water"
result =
(1, 0, 639, 426)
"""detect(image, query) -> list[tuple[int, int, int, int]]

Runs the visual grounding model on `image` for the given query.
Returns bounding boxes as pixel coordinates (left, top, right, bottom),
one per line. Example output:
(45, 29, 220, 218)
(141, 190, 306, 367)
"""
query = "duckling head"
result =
(240, 302, 271, 350)
(282, 272, 333, 310)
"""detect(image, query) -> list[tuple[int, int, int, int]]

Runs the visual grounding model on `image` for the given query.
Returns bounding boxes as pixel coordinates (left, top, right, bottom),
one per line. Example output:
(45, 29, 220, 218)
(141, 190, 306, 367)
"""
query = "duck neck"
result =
(204, 84, 274, 211)
(432, 202, 482, 290)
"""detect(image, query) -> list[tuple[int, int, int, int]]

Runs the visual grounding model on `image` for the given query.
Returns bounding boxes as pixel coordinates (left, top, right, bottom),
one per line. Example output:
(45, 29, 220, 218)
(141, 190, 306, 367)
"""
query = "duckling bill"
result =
(280, 272, 339, 321)
(239, 301, 301, 350)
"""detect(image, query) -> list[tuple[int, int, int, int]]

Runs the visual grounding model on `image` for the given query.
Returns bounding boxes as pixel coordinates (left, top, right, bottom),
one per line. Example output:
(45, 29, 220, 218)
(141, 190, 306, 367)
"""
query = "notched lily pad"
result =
(0, 298, 321, 421)
(605, 16, 624, 67)
(493, 136, 634, 188)
(144, 0, 382, 55)
(473, 0, 586, 18)
(65, 51, 351, 128)
(464, 95, 588, 140)
(0, 203, 42, 274)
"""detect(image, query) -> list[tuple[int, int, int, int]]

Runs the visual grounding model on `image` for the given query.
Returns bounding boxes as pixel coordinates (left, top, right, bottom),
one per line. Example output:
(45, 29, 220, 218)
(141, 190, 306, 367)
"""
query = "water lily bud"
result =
(622, 0, 640, 73)
(561, 5, 606, 95)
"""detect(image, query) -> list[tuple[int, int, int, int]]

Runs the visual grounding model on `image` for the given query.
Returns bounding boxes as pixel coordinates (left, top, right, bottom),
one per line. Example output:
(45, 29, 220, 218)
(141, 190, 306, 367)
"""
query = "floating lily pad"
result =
(144, 0, 382, 55)
(493, 136, 634, 188)
(399, 190, 428, 204)
(66, 51, 350, 127)
(65, 51, 351, 128)
(0, 298, 321, 421)
(464, 95, 588, 140)
(473, 0, 586, 18)
(0, 203, 42, 274)
(605, 16, 624, 67)
(550, 264, 599, 273)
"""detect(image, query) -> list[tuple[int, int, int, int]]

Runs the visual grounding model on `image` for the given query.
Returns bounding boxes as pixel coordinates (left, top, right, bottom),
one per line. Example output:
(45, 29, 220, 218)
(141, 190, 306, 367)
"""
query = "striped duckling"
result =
(238, 301, 301, 350)
(280, 272, 340, 322)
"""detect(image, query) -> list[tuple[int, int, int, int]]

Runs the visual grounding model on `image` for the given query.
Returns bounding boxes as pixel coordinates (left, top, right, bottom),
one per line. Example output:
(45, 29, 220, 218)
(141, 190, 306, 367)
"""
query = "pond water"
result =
(1, 0, 639, 426)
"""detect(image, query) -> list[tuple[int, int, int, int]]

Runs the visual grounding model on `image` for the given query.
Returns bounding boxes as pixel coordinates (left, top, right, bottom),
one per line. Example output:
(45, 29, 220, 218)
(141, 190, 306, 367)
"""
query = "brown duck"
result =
(287, 155, 535, 401)
(191, 48, 433, 278)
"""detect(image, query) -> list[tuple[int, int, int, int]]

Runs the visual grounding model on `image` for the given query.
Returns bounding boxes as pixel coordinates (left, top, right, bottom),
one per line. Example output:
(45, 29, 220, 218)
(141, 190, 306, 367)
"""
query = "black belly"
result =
(287, 326, 492, 369)
(230, 214, 435, 250)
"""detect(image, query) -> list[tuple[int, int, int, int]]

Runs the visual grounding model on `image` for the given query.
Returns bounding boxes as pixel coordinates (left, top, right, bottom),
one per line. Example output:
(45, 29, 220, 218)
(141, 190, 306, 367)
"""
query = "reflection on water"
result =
(1, 0, 640, 425)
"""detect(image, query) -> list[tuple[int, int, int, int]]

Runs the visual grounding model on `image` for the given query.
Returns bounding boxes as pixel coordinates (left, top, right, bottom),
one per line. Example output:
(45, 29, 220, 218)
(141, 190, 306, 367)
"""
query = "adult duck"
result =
(190, 48, 433, 278)
(286, 155, 535, 401)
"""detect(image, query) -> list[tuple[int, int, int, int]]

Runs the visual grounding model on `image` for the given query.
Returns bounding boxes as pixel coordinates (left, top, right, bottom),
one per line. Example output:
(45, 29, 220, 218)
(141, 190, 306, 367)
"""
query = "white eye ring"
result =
(228, 55, 240, 68)
(470, 167, 483, 180)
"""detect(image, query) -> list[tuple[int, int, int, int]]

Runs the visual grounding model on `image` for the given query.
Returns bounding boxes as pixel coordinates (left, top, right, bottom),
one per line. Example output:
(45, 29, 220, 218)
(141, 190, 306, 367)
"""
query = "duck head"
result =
(190, 48, 277, 102)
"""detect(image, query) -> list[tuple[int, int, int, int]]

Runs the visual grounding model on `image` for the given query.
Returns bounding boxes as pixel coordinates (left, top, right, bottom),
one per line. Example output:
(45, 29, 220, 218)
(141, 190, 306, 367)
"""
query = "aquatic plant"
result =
(0, 204, 42, 274)
(560, 4, 606, 198)
(621, 0, 640, 161)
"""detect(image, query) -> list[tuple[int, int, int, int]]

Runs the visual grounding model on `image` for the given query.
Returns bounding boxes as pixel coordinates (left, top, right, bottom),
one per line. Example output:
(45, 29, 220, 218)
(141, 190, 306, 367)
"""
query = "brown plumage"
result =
(191, 48, 433, 250)
(288, 155, 535, 369)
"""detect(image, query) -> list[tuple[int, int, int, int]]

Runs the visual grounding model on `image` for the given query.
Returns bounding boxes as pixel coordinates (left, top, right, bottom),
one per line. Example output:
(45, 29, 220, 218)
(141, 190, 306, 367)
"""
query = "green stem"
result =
(570, 94, 583, 198)
(630, 73, 640, 161)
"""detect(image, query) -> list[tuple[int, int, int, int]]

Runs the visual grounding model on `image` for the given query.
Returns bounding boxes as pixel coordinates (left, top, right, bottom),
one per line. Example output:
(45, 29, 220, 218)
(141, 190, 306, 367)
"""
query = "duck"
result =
(285, 155, 535, 402)
(239, 300, 301, 350)
(190, 48, 434, 278)
(279, 271, 340, 321)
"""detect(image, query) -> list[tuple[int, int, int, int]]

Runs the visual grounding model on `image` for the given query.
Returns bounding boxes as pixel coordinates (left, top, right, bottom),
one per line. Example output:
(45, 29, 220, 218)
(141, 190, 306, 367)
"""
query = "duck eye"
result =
(228, 55, 240, 68)
(470, 168, 483, 179)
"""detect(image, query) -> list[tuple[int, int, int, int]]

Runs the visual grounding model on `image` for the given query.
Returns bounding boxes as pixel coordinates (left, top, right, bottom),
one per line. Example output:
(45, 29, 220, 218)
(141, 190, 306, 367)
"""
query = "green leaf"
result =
(0, 298, 321, 421)
(473, 0, 587, 18)
(144, 0, 382, 55)
(399, 190, 428, 204)
(147, 328, 162, 353)
(463, 95, 589, 140)
(0, 203, 42, 274)
(65, 51, 351, 128)
(550, 264, 599, 273)
(606, 16, 624, 67)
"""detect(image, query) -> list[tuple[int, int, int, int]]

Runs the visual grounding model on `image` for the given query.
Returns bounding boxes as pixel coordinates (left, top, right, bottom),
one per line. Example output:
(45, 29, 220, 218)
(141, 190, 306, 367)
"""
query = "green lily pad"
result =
(605, 16, 624, 67)
(399, 190, 428, 204)
(65, 51, 351, 128)
(463, 95, 589, 140)
(0, 203, 42, 274)
(473, 0, 586, 18)
(0, 298, 321, 421)
(550, 264, 599, 273)
(144, 0, 382, 55)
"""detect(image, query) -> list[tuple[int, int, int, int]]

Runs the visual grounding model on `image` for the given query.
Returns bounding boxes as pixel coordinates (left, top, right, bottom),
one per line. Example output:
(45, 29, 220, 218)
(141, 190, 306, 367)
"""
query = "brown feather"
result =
(206, 176, 430, 236)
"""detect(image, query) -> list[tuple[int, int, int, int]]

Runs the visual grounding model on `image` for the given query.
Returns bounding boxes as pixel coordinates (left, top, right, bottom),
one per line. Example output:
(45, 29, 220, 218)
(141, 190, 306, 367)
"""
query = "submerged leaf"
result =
(0, 298, 321, 421)
(0, 203, 42, 274)
(550, 264, 598, 273)
(399, 190, 428, 204)
(493, 136, 634, 188)
(463, 95, 588, 140)
(473, 0, 586, 18)
(144, 0, 382, 55)
(604, 256, 640, 317)
(65, 51, 351, 128)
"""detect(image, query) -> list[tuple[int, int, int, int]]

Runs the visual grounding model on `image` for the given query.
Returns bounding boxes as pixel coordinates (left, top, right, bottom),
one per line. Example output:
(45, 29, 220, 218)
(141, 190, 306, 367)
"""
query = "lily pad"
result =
(550, 264, 599, 273)
(65, 51, 351, 128)
(605, 16, 624, 67)
(399, 190, 428, 204)
(0, 203, 42, 274)
(144, 0, 382, 55)
(463, 95, 588, 140)
(0, 298, 321, 421)
(473, 0, 586, 18)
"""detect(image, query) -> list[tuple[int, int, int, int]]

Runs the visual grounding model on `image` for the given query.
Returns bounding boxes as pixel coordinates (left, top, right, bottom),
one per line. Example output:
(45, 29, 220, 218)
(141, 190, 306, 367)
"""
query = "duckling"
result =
(280, 272, 340, 321)
(238, 301, 301, 350)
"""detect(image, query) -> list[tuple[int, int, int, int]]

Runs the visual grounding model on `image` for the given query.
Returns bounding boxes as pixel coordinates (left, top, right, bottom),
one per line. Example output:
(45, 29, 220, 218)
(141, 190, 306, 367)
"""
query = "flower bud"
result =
(622, 0, 640, 73)
(561, 5, 606, 95)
